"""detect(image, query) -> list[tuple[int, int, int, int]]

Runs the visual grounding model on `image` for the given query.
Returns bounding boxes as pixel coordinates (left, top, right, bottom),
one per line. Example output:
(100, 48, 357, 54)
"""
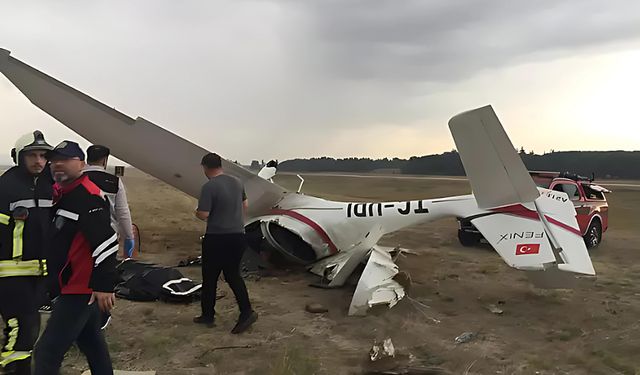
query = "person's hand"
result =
(124, 238, 136, 258)
(89, 292, 116, 313)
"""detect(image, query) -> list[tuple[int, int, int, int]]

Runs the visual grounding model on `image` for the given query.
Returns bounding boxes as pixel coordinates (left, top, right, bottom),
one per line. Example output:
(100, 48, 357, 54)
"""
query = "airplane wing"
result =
(0, 48, 286, 217)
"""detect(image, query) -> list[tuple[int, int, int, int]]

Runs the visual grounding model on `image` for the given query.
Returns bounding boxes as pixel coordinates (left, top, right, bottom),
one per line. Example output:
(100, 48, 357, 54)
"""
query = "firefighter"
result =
(0, 131, 54, 375)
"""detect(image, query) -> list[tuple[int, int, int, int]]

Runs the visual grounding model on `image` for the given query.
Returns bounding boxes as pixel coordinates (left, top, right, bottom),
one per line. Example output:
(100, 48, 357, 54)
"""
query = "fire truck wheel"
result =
(584, 219, 602, 249)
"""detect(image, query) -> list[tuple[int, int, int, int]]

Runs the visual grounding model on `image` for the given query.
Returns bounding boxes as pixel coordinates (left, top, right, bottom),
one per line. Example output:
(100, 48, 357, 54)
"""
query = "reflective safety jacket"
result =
(0, 166, 53, 278)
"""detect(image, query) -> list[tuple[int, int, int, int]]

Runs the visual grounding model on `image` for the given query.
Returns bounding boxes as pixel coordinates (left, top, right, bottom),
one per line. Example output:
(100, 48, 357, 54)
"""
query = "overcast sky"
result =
(1, 0, 639, 165)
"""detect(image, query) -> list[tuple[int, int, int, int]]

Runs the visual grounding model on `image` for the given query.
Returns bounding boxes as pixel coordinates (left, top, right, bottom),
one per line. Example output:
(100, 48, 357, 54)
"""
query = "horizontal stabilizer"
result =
(534, 192, 595, 275)
(471, 192, 595, 279)
(472, 212, 556, 270)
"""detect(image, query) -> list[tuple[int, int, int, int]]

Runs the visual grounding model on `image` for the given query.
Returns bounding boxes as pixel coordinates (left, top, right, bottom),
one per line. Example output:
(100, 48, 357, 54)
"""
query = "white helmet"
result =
(11, 130, 53, 165)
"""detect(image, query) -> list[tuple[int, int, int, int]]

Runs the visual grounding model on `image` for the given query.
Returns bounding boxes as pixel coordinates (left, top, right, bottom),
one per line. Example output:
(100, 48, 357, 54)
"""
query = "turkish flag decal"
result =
(515, 243, 540, 255)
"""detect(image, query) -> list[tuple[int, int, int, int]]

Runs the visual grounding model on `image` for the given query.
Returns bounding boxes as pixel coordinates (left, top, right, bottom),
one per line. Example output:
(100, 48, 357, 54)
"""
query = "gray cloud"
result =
(292, 0, 640, 82)
(1, 0, 639, 164)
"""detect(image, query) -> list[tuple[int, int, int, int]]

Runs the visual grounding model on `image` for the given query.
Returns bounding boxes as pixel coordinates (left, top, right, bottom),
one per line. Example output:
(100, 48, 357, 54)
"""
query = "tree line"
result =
(277, 151, 640, 179)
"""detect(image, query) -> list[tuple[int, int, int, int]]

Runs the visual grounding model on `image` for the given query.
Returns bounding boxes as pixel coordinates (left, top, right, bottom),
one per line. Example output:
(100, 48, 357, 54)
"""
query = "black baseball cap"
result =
(86, 145, 110, 163)
(46, 140, 85, 161)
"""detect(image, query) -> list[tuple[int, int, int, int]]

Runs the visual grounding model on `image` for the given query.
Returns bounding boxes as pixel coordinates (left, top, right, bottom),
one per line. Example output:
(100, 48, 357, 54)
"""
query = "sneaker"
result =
(193, 315, 216, 328)
(231, 311, 258, 334)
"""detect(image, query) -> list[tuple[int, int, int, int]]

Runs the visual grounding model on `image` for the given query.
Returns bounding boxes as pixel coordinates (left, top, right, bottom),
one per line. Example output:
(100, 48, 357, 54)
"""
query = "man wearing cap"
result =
(32, 141, 117, 375)
(0, 131, 54, 375)
(83, 145, 135, 258)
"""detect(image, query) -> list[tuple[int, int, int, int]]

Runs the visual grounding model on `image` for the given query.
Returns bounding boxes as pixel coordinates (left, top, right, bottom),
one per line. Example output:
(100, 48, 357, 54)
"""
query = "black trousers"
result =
(0, 277, 44, 375)
(201, 233, 252, 319)
(32, 294, 113, 375)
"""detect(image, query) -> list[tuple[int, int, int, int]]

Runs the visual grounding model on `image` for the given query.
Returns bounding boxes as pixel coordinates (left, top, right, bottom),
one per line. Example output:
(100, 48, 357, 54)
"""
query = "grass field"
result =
(5, 168, 640, 374)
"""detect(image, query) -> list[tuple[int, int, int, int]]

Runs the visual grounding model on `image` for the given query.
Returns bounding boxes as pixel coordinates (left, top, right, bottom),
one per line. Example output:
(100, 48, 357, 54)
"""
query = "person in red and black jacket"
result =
(33, 141, 117, 375)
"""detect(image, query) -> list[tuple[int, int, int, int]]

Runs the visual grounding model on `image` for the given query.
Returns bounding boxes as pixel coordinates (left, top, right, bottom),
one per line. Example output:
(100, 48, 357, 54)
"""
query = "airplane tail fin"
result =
(449, 106, 595, 281)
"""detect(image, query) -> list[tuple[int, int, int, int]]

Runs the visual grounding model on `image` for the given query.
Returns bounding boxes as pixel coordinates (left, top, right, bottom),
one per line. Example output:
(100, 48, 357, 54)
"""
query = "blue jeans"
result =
(33, 294, 113, 375)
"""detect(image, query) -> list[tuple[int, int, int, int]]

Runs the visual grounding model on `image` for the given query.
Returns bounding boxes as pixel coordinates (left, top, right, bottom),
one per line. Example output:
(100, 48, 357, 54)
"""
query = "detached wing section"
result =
(0, 48, 285, 217)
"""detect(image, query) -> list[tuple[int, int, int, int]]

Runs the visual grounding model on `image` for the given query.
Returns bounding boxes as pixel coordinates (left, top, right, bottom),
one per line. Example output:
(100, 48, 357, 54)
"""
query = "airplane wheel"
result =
(458, 229, 481, 247)
(583, 220, 602, 249)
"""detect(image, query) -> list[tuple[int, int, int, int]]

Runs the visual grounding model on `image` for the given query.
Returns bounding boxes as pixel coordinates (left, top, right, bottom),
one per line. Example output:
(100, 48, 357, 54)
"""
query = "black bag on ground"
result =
(115, 259, 201, 303)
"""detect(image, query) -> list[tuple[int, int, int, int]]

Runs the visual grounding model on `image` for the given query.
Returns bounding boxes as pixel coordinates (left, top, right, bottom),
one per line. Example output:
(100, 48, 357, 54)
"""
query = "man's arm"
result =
(195, 182, 212, 221)
(80, 196, 118, 312)
(195, 209, 209, 221)
(115, 179, 134, 239)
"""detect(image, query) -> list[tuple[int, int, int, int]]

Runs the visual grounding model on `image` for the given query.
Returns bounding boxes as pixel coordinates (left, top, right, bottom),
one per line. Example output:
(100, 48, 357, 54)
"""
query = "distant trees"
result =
(402, 151, 465, 175)
(278, 151, 640, 179)
(279, 157, 405, 173)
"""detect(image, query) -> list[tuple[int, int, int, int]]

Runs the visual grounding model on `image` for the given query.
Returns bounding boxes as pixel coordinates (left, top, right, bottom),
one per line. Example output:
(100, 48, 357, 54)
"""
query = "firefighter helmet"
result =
(10, 130, 53, 165)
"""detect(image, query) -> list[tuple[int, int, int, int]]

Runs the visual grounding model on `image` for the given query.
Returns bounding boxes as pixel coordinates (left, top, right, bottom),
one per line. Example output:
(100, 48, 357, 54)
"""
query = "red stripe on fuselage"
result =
(544, 215, 582, 236)
(490, 204, 581, 235)
(490, 204, 539, 220)
(269, 209, 339, 255)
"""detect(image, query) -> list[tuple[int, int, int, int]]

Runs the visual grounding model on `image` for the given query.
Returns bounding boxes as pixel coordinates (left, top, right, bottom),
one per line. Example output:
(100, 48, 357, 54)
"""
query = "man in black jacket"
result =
(0, 131, 53, 375)
(32, 141, 117, 375)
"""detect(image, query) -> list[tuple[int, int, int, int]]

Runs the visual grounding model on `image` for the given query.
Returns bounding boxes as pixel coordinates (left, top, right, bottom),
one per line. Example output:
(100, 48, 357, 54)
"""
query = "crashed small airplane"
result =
(0, 48, 596, 315)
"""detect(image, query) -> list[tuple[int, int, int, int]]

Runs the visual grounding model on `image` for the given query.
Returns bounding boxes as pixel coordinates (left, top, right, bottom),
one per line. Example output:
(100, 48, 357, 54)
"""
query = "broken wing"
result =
(0, 48, 286, 217)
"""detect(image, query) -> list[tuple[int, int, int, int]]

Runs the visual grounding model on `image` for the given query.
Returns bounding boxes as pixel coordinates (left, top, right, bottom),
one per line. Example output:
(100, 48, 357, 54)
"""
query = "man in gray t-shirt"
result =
(194, 153, 257, 334)
(197, 174, 247, 234)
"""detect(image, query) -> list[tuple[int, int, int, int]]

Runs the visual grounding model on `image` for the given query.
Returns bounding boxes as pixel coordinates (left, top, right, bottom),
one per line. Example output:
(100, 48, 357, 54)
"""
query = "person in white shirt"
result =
(83, 145, 135, 257)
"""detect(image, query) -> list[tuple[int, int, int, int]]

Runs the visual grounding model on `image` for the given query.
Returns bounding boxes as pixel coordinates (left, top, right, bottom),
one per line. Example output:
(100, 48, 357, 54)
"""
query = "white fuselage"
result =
(251, 192, 485, 262)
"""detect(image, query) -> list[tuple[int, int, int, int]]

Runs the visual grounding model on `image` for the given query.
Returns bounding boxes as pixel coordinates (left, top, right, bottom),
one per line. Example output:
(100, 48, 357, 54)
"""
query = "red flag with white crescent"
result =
(515, 243, 540, 255)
